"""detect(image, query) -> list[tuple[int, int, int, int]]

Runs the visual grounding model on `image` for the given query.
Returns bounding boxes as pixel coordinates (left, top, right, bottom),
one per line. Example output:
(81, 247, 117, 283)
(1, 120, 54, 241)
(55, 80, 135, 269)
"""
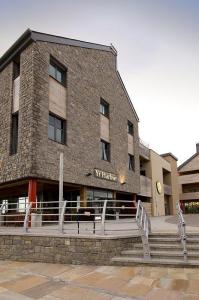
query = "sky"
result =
(0, 0, 199, 165)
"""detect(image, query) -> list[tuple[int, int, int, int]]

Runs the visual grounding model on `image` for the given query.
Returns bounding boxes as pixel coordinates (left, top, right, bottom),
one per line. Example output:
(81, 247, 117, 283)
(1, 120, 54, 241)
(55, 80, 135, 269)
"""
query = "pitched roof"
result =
(0, 29, 139, 121)
(178, 152, 199, 171)
(161, 152, 178, 161)
(0, 29, 116, 71)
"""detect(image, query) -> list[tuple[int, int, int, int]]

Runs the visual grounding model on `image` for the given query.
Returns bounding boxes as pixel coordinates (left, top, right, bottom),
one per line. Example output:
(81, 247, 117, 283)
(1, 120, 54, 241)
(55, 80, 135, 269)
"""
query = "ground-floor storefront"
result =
(0, 178, 137, 226)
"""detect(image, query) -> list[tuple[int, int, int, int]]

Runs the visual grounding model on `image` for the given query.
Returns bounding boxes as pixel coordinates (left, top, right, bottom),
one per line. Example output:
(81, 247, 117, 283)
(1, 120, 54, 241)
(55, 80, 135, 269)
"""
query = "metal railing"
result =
(136, 200, 151, 260)
(0, 199, 138, 236)
(139, 139, 150, 158)
(176, 202, 187, 261)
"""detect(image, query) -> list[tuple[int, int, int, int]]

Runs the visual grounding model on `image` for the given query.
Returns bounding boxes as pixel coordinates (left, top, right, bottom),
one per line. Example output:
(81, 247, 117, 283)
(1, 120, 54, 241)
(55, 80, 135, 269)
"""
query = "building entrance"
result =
(164, 196, 170, 215)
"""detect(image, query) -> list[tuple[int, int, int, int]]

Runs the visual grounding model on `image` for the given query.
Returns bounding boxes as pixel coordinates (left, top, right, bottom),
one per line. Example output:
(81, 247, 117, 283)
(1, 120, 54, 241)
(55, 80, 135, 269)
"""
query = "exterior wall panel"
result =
(12, 76, 20, 113)
(128, 134, 134, 155)
(100, 114, 109, 142)
(49, 77, 67, 119)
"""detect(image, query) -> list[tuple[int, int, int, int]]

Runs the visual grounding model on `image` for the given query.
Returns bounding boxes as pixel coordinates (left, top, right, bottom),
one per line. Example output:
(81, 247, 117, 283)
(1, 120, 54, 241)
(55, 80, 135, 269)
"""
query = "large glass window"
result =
(49, 58, 66, 86)
(87, 189, 113, 203)
(128, 154, 135, 171)
(101, 139, 110, 161)
(18, 197, 29, 213)
(100, 98, 109, 118)
(10, 112, 19, 155)
(48, 113, 66, 144)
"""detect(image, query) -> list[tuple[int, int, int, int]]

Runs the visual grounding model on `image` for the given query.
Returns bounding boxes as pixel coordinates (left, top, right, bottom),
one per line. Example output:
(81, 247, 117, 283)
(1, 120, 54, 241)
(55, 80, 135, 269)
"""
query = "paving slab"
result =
(0, 261, 198, 299)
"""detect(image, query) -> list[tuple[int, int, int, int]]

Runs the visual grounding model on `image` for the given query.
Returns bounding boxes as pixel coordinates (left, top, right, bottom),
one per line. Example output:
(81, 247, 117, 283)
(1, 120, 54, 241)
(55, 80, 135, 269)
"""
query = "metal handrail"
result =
(59, 201, 67, 233)
(24, 203, 32, 233)
(0, 199, 138, 235)
(136, 200, 151, 260)
(176, 202, 187, 262)
(0, 203, 6, 214)
(101, 199, 108, 235)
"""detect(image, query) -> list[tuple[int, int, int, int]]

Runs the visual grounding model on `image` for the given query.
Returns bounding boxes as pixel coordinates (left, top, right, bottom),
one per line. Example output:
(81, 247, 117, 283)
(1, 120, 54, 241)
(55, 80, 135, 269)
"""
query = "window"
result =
(128, 154, 134, 171)
(10, 112, 19, 155)
(101, 140, 110, 161)
(100, 98, 109, 118)
(49, 58, 66, 86)
(18, 197, 29, 213)
(13, 61, 20, 80)
(48, 113, 66, 144)
(127, 121, 134, 135)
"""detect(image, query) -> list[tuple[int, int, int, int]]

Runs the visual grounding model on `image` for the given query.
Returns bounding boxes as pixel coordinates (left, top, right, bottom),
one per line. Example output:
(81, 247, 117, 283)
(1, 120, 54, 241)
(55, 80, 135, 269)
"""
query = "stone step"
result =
(187, 238, 199, 243)
(149, 232, 179, 238)
(111, 256, 199, 267)
(149, 237, 199, 243)
(149, 237, 181, 243)
(121, 249, 199, 258)
(149, 233, 199, 238)
(134, 243, 199, 250)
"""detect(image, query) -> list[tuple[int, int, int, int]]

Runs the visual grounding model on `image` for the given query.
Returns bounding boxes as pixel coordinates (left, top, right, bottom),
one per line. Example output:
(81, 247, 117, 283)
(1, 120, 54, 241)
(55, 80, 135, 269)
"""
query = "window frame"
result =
(127, 120, 134, 136)
(100, 98, 109, 118)
(48, 113, 66, 145)
(101, 139, 110, 162)
(10, 112, 19, 155)
(128, 154, 135, 171)
(49, 56, 67, 87)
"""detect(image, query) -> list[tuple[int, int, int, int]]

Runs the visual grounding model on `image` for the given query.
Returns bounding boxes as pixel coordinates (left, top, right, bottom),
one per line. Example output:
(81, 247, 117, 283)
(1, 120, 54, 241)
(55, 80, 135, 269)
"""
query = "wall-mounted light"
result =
(121, 182, 126, 185)
(86, 172, 92, 177)
(119, 175, 126, 185)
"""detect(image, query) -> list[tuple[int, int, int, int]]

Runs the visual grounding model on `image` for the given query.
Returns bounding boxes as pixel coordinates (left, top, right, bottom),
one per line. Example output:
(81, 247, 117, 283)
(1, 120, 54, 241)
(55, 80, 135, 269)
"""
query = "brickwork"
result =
(0, 38, 140, 194)
(0, 234, 140, 265)
(0, 45, 35, 183)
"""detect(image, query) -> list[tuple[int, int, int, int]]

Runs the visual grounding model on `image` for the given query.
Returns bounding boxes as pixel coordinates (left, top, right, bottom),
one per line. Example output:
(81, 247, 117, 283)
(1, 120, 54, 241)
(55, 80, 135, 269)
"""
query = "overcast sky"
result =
(0, 0, 199, 165)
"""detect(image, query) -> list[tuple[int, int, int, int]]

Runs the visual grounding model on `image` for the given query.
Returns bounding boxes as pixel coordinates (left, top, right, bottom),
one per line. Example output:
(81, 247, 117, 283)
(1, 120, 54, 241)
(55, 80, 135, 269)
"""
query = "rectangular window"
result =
(128, 154, 134, 171)
(101, 140, 110, 161)
(127, 121, 134, 135)
(18, 197, 29, 213)
(100, 98, 109, 118)
(10, 112, 19, 155)
(48, 113, 66, 144)
(49, 57, 66, 86)
(13, 61, 20, 80)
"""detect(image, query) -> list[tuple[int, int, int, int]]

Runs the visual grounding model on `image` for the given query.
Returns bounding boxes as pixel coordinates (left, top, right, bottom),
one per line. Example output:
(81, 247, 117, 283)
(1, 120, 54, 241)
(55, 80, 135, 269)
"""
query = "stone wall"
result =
(0, 37, 140, 195)
(0, 44, 35, 183)
(30, 41, 140, 194)
(0, 234, 140, 265)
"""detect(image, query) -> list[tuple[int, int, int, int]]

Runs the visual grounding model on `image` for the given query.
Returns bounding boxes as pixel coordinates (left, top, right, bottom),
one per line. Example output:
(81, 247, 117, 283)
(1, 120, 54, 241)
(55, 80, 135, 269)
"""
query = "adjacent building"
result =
(138, 140, 179, 216)
(178, 143, 199, 213)
(0, 29, 140, 210)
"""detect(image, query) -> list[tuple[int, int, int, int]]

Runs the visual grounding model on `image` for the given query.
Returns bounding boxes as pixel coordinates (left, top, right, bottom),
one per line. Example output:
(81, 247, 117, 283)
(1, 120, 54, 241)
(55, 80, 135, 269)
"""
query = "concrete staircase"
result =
(111, 233, 199, 267)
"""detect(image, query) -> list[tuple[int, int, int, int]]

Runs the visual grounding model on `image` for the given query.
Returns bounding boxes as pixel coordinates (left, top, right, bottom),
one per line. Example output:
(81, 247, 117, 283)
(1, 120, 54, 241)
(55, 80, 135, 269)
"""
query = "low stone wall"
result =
(0, 234, 140, 265)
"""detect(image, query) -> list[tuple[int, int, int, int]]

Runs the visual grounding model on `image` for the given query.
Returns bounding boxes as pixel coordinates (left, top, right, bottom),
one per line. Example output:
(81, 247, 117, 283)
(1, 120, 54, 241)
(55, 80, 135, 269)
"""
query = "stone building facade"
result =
(138, 140, 179, 216)
(0, 29, 140, 207)
(178, 143, 199, 213)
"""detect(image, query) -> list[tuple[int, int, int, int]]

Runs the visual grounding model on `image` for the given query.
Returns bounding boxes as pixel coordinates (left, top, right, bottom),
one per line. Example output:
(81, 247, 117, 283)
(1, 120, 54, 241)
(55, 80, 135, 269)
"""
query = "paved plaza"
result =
(0, 261, 198, 299)
(1, 214, 199, 237)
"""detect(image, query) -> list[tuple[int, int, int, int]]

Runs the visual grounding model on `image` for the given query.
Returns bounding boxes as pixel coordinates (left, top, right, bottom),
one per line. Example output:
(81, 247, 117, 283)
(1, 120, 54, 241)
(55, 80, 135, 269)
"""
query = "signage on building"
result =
(94, 169, 117, 182)
(156, 181, 162, 195)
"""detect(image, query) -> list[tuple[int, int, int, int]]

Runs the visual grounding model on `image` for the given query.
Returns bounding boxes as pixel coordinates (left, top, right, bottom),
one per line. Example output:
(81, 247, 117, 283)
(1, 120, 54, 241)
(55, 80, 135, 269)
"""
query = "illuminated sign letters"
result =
(94, 169, 117, 182)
